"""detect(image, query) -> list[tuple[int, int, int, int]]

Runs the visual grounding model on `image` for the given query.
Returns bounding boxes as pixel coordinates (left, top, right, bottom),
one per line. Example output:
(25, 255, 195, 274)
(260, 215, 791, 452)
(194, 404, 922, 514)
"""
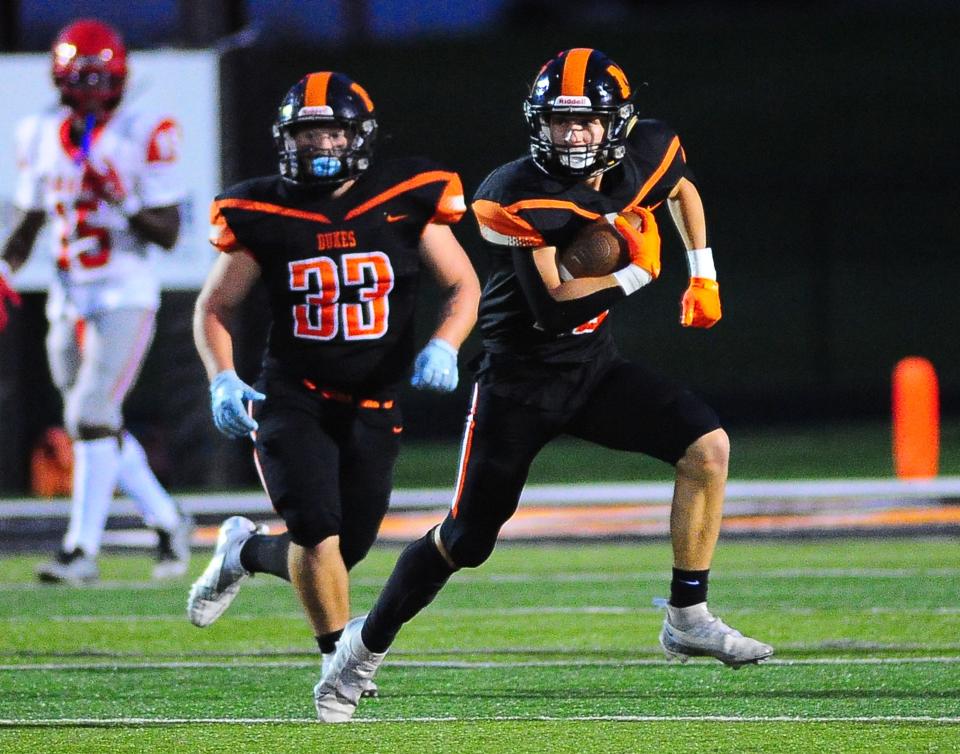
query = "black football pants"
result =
(252, 373, 402, 564)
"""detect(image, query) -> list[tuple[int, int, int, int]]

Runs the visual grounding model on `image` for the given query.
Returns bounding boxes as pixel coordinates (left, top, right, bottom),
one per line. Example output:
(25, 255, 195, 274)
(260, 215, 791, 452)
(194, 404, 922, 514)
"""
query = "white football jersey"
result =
(13, 102, 185, 318)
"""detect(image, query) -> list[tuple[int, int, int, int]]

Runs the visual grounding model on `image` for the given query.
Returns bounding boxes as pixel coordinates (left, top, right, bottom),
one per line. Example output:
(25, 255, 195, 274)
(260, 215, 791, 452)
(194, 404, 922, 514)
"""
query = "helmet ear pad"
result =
(273, 72, 377, 186)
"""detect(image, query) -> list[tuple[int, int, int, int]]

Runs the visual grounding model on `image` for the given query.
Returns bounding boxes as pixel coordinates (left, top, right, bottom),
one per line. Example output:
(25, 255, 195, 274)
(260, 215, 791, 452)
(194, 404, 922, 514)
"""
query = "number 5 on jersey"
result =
(289, 252, 394, 341)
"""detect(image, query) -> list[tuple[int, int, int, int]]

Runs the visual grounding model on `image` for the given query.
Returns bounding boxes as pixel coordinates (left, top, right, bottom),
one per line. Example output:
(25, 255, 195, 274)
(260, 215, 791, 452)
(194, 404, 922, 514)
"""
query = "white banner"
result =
(0, 49, 221, 291)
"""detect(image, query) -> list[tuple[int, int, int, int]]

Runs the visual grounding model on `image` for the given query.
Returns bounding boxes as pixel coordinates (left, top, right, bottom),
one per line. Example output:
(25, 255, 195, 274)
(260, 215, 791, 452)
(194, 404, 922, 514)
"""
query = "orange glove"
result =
(680, 277, 721, 328)
(613, 207, 661, 280)
(0, 263, 22, 333)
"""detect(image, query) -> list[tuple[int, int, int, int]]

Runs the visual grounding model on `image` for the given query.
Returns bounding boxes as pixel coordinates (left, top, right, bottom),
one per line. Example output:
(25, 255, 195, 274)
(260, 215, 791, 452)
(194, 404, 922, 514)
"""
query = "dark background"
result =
(0, 2, 957, 492)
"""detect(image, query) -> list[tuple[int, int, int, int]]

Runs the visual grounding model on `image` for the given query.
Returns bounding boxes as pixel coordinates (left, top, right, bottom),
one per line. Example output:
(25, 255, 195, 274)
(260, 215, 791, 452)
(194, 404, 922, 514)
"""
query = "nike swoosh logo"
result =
(678, 579, 700, 586)
(386, 213, 408, 223)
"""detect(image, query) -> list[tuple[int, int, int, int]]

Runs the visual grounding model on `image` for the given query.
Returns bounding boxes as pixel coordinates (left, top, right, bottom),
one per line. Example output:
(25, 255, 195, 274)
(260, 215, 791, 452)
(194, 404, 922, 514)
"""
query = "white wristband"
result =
(685, 247, 717, 280)
(612, 264, 653, 295)
(0, 259, 11, 278)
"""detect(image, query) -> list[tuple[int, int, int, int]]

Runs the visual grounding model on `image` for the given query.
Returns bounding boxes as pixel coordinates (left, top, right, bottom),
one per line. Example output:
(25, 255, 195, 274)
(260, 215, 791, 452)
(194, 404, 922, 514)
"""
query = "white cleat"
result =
(153, 514, 194, 580)
(186, 516, 266, 627)
(314, 615, 387, 722)
(36, 548, 99, 585)
(659, 601, 774, 669)
(323, 647, 379, 699)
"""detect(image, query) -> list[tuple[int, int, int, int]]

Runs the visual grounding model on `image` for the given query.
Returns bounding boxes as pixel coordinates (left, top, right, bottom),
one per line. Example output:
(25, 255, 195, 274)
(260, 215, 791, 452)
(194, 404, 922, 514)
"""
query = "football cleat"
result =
(659, 601, 774, 669)
(152, 514, 194, 580)
(323, 649, 378, 699)
(314, 615, 387, 722)
(36, 548, 99, 585)
(186, 516, 266, 627)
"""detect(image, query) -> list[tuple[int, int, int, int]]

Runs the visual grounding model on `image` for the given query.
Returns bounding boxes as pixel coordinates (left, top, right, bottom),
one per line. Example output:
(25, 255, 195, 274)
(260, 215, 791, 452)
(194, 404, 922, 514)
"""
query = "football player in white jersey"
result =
(0, 18, 192, 584)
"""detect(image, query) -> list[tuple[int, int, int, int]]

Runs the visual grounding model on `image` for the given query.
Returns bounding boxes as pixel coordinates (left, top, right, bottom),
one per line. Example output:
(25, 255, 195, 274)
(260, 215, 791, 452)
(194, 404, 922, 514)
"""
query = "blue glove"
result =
(210, 369, 266, 439)
(411, 338, 459, 392)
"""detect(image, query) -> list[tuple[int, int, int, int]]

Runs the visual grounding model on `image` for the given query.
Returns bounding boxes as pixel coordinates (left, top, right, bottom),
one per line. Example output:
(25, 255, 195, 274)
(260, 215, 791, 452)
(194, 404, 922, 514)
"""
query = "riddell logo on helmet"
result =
(299, 106, 334, 117)
(552, 96, 592, 107)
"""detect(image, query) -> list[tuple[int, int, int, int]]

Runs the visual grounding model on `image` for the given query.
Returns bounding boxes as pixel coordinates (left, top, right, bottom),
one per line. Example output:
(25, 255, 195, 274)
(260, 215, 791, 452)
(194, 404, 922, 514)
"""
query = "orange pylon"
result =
(892, 357, 940, 479)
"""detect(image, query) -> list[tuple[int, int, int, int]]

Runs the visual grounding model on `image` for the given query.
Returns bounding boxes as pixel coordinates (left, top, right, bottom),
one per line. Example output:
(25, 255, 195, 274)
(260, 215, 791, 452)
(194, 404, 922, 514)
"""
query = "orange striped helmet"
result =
(272, 71, 377, 185)
(524, 49, 635, 179)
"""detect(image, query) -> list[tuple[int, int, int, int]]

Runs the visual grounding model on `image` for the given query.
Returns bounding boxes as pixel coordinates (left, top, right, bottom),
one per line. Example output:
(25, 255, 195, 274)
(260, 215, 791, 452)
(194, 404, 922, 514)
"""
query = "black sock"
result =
(670, 568, 709, 608)
(239, 532, 291, 581)
(317, 629, 343, 655)
(362, 530, 456, 653)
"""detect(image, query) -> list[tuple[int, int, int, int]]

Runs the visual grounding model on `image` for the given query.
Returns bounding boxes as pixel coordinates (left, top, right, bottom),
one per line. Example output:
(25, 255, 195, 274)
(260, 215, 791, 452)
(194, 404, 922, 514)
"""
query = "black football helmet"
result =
(273, 71, 377, 186)
(524, 48, 635, 179)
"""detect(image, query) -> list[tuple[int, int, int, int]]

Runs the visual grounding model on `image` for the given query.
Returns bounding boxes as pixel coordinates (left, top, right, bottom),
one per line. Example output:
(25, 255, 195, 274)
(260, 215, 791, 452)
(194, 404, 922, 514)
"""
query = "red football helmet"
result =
(52, 19, 127, 116)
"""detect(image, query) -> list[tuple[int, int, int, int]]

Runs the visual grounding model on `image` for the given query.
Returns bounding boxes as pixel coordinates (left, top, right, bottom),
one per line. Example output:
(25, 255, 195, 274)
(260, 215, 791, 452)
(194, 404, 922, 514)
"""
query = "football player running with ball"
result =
(0, 19, 192, 584)
(315, 48, 772, 722)
(189, 72, 480, 701)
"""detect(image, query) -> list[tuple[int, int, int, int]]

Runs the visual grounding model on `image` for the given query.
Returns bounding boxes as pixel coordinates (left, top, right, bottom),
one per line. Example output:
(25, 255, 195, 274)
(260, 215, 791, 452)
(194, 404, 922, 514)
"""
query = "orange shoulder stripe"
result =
(629, 135, 681, 206)
(471, 199, 544, 247)
(212, 197, 332, 224)
(343, 170, 461, 221)
(506, 198, 602, 221)
(430, 172, 467, 224)
(209, 201, 241, 252)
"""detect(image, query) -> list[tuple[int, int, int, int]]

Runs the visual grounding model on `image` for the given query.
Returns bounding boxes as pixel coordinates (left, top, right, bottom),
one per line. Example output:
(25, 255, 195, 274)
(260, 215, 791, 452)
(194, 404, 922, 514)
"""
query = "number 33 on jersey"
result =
(208, 157, 466, 387)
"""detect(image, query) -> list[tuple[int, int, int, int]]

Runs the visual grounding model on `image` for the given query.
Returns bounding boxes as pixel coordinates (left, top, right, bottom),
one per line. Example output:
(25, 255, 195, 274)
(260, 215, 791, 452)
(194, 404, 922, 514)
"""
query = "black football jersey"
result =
(472, 119, 694, 360)
(210, 157, 466, 393)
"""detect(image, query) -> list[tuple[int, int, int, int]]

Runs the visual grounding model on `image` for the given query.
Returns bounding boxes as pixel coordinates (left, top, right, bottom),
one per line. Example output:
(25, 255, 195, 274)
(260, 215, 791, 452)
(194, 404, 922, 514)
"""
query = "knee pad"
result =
(64, 392, 122, 438)
(339, 531, 377, 571)
(439, 517, 498, 569)
(280, 503, 337, 549)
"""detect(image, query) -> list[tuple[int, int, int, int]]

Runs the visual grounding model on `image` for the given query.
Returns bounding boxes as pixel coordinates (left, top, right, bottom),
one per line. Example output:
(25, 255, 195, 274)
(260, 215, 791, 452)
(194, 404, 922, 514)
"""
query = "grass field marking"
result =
(2, 714, 960, 726)
(3, 655, 959, 672)
(5, 604, 960, 623)
(4, 566, 960, 592)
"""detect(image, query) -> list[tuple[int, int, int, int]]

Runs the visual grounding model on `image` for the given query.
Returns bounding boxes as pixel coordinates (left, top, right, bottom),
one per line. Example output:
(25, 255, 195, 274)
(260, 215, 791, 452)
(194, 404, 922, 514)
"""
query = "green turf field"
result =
(1, 537, 959, 752)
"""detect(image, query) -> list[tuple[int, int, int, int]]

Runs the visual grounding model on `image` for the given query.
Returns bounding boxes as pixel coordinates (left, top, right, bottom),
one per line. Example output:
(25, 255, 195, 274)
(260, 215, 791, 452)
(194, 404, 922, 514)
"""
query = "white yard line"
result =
(2, 604, 960, 623)
(2, 566, 960, 592)
(1, 714, 959, 725)
(2, 656, 959, 672)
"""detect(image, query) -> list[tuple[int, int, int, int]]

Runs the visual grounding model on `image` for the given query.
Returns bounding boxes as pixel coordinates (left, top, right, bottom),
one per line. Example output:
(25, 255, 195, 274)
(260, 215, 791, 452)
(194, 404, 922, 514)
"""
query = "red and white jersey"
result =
(13, 103, 184, 318)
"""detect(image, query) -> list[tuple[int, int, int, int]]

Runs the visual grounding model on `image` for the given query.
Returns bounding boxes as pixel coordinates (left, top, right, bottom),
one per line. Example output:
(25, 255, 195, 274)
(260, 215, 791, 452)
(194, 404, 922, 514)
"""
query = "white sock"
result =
(116, 431, 180, 532)
(62, 437, 122, 557)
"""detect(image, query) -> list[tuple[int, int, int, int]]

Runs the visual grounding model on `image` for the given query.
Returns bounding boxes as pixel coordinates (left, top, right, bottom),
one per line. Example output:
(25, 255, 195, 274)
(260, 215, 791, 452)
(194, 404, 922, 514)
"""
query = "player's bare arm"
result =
(129, 204, 180, 250)
(418, 222, 480, 349)
(1, 209, 46, 270)
(668, 177, 721, 328)
(193, 250, 261, 380)
(533, 244, 621, 301)
(667, 177, 707, 250)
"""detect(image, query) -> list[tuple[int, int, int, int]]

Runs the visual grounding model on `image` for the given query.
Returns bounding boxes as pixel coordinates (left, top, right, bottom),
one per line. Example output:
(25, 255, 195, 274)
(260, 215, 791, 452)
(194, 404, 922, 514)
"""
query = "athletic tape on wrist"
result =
(685, 247, 716, 280)
(612, 264, 653, 295)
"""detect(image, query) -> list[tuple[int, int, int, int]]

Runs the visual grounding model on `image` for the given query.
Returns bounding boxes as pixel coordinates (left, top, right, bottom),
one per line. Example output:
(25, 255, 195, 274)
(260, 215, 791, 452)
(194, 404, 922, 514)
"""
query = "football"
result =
(558, 211, 641, 278)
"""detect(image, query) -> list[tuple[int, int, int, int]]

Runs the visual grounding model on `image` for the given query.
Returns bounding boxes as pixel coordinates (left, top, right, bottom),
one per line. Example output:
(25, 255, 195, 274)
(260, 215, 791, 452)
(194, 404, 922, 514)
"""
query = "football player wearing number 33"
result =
(0, 19, 192, 585)
(189, 71, 480, 701)
(315, 49, 772, 723)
